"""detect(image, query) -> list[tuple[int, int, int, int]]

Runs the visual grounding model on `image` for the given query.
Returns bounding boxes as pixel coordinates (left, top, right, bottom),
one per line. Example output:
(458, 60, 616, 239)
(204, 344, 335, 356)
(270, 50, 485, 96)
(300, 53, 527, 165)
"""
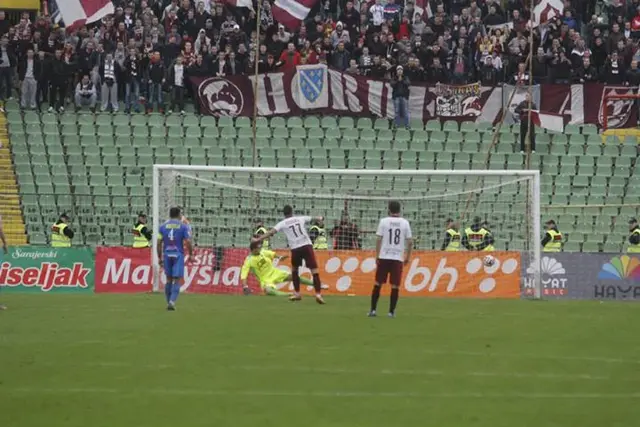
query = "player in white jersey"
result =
(369, 201, 413, 318)
(252, 205, 326, 304)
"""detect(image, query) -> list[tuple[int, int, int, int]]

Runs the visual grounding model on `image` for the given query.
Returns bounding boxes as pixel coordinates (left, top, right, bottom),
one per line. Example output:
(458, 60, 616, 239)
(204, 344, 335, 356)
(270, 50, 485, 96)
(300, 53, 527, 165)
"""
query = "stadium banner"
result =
(190, 67, 637, 128)
(0, 247, 94, 292)
(521, 253, 640, 300)
(94, 246, 154, 293)
(94, 246, 521, 298)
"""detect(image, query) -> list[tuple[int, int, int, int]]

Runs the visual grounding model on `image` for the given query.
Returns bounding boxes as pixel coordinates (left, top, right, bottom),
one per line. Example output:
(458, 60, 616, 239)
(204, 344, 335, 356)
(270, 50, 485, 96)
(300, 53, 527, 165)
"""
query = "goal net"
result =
(152, 166, 541, 299)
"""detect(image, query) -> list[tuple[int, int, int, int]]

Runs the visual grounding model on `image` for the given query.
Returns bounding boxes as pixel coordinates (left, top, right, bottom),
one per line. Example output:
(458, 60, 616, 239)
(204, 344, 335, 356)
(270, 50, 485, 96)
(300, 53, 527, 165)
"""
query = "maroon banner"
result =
(540, 84, 638, 129)
(94, 246, 259, 294)
(191, 65, 637, 128)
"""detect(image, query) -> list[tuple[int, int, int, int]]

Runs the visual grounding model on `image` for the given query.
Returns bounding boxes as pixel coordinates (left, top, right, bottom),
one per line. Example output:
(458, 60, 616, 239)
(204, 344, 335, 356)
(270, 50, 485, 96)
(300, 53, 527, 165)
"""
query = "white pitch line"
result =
(5, 361, 627, 382)
(2, 387, 640, 400)
(1, 336, 638, 366)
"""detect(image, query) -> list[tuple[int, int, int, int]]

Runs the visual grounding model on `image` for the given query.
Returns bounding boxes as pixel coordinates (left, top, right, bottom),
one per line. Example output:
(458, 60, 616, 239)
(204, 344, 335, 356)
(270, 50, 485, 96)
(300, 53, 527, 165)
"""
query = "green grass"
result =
(0, 294, 639, 427)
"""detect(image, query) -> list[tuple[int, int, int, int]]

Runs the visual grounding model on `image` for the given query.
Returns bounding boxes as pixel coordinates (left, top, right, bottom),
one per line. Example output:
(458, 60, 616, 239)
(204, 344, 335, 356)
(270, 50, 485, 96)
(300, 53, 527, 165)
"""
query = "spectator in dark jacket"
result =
(258, 54, 279, 73)
(123, 48, 142, 113)
(212, 51, 231, 77)
(576, 57, 598, 83)
(0, 35, 15, 105)
(331, 42, 350, 71)
(626, 60, 640, 86)
(147, 51, 165, 113)
(391, 65, 410, 129)
(339, 1, 360, 41)
(550, 50, 572, 84)
(427, 57, 449, 83)
(331, 212, 361, 250)
(532, 48, 548, 83)
(168, 55, 186, 114)
(36, 50, 49, 106)
(602, 51, 625, 84)
(49, 49, 72, 113)
(480, 56, 499, 85)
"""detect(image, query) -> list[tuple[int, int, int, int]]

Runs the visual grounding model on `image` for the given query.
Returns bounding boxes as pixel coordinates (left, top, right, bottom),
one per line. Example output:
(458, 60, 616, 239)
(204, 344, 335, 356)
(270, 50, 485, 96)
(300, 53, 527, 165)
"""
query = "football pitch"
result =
(0, 294, 638, 427)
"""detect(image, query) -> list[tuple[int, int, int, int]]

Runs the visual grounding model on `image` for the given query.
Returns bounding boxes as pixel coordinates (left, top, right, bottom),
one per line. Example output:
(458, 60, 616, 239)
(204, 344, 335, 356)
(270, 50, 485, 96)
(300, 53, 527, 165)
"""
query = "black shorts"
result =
(291, 245, 318, 270)
(375, 259, 403, 286)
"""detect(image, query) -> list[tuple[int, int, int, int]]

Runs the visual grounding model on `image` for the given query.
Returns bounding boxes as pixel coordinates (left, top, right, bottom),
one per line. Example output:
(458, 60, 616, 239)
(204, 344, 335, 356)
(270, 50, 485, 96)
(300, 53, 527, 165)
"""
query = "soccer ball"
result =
(483, 255, 496, 267)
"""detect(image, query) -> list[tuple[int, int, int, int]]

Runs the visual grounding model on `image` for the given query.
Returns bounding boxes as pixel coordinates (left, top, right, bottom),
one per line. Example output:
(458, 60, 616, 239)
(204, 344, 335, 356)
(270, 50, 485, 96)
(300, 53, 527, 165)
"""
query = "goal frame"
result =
(152, 166, 542, 298)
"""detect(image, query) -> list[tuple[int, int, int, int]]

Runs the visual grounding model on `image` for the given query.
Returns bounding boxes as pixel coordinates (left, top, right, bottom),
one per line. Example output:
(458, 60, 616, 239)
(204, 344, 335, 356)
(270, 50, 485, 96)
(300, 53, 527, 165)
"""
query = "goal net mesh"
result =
(153, 167, 540, 298)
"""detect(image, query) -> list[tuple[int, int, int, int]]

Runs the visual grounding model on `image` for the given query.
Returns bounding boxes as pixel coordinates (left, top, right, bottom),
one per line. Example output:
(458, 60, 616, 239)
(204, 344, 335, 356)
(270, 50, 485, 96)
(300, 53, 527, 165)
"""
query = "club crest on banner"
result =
(292, 65, 329, 109)
(435, 82, 482, 117)
(598, 86, 637, 128)
(300, 67, 324, 102)
(197, 77, 244, 117)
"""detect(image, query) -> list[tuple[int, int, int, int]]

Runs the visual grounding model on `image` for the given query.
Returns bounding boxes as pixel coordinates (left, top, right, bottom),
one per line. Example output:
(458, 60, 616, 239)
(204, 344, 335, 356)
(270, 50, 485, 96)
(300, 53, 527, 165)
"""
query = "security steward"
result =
(51, 213, 74, 247)
(253, 218, 269, 249)
(462, 216, 495, 251)
(541, 219, 563, 252)
(628, 218, 640, 253)
(441, 218, 461, 251)
(132, 212, 153, 248)
(309, 218, 328, 250)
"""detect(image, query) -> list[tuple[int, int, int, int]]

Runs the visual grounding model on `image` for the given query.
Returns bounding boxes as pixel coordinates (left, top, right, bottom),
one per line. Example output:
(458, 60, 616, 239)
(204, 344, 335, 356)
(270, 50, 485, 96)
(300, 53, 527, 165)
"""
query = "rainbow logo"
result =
(598, 256, 640, 281)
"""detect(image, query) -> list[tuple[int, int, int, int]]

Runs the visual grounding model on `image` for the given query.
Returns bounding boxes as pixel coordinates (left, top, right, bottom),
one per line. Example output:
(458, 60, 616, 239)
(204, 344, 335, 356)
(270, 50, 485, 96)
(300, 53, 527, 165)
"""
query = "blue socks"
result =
(170, 282, 181, 304)
(164, 282, 172, 303)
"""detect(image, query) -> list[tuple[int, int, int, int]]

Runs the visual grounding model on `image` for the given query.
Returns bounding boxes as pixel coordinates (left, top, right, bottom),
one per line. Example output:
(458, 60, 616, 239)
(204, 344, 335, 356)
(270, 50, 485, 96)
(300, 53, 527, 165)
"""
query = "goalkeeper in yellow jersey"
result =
(241, 241, 315, 296)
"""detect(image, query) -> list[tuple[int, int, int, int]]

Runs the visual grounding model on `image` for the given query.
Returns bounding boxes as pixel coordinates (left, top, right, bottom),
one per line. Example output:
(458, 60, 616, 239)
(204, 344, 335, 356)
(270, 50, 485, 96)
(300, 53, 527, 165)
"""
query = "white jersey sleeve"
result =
(376, 217, 412, 261)
(274, 216, 312, 249)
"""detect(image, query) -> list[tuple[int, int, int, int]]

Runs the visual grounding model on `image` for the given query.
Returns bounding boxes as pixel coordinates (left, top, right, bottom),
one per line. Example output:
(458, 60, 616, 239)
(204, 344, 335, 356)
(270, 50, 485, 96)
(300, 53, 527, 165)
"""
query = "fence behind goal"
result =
(153, 166, 541, 297)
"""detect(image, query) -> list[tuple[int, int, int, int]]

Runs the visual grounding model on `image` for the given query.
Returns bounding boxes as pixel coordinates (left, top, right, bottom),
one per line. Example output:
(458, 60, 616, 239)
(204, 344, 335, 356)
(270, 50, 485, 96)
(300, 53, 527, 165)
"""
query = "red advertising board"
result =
(95, 247, 521, 298)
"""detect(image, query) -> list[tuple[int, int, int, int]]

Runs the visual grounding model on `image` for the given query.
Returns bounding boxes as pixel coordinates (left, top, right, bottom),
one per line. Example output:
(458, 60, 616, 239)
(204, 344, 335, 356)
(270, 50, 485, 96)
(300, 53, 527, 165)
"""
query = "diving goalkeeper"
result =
(241, 241, 314, 296)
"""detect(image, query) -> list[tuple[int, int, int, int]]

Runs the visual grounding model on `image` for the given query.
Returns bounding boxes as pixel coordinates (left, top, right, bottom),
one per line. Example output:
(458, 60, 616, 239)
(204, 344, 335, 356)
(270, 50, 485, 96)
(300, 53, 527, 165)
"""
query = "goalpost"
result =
(152, 166, 542, 299)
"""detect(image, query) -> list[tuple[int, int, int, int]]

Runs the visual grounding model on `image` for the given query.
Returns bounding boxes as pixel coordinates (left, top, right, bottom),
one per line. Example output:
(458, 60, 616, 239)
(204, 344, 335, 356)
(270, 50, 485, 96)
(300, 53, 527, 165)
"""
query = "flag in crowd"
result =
(222, 0, 254, 11)
(409, 0, 433, 21)
(530, 110, 565, 133)
(532, 0, 564, 27)
(272, 0, 318, 30)
(51, 0, 114, 29)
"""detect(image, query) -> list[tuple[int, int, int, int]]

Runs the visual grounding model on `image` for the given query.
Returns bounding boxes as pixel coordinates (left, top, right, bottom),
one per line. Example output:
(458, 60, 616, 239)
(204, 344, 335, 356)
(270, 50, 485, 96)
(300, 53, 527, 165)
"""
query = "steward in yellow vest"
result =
(309, 219, 328, 250)
(132, 212, 152, 248)
(441, 218, 461, 251)
(51, 213, 73, 248)
(628, 218, 640, 253)
(253, 219, 270, 250)
(462, 217, 495, 251)
(541, 219, 563, 252)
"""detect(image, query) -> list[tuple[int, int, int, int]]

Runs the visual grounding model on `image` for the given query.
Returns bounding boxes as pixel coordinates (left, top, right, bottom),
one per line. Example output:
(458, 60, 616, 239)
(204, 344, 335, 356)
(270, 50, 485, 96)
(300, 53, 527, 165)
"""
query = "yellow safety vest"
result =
(543, 229, 562, 252)
(310, 225, 328, 250)
(465, 227, 494, 251)
(255, 226, 269, 249)
(132, 223, 151, 248)
(445, 228, 461, 251)
(629, 229, 640, 253)
(51, 223, 71, 247)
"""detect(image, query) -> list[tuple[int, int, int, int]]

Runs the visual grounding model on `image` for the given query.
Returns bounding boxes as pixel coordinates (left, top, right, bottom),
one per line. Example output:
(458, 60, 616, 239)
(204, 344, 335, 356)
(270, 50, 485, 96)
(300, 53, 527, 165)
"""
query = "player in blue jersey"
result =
(157, 207, 193, 311)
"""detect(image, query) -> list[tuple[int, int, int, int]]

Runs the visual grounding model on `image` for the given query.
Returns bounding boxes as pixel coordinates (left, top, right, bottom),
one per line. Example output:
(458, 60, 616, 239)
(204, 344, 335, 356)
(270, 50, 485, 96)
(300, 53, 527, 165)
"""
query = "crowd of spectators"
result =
(0, 0, 638, 114)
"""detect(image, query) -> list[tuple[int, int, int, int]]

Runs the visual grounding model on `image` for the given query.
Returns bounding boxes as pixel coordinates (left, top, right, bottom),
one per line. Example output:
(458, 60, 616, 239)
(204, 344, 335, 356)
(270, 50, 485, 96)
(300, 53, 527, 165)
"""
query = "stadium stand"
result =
(5, 99, 638, 251)
(0, 1, 638, 251)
